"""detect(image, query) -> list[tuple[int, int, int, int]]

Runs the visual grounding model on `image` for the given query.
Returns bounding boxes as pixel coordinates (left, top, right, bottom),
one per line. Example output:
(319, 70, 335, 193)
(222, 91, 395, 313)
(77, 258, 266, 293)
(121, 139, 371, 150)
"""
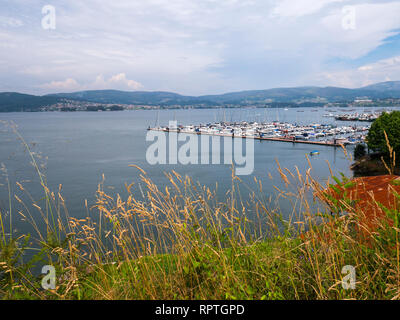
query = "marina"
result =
(323, 111, 384, 122)
(148, 120, 369, 147)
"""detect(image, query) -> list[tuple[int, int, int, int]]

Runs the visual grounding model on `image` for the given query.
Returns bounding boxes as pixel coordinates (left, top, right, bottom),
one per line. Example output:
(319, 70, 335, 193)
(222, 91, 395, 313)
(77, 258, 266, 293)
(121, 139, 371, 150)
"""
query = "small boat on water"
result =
(310, 150, 320, 156)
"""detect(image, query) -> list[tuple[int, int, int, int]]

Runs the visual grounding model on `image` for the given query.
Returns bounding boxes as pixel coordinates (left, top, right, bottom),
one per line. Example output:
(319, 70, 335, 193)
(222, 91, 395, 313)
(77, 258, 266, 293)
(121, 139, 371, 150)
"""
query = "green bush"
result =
(367, 111, 400, 155)
(354, 144, 366, 160)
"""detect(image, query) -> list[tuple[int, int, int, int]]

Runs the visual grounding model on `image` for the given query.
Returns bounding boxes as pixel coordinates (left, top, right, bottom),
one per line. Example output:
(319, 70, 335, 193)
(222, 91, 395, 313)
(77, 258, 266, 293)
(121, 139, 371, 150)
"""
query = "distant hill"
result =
(47, 90, 204, 106)
(0, 92, 61, 112)
(48, 81, 400, 105)
(202, 82, 400, 103)
(0, 81, 399, 112)
(359, 81, 400, 94)
(201, 86, 357, 103)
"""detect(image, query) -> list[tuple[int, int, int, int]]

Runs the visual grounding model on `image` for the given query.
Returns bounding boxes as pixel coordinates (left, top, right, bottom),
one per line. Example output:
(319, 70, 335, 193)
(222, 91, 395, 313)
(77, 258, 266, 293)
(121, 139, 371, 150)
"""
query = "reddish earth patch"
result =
(320, 175, 399, 234)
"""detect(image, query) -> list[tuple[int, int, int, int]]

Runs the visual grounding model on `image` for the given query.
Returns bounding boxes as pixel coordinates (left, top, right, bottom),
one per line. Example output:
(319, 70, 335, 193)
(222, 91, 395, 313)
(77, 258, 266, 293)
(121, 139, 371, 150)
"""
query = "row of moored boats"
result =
(151, 121, 369, 145)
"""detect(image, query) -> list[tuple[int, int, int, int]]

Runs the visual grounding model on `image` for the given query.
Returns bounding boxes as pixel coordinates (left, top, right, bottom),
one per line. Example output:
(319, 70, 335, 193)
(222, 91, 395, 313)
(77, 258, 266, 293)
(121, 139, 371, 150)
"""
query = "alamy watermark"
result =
(42, 5, 56, 30)
(342, 265, 356, 290)
(342, 6, 356, 30)
(146, 121, 254, 176)
(41, 265, 56, 290)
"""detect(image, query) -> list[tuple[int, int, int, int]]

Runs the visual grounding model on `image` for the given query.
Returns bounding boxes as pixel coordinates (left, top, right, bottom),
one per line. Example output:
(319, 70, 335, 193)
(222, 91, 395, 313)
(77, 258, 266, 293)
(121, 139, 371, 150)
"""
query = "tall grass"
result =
(0, 122, 399, 300)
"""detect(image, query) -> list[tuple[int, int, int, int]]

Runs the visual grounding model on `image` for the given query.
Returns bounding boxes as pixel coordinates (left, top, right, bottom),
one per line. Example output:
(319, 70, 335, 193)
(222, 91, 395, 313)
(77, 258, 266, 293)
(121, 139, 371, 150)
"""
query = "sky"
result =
(0, 0, 399, 95)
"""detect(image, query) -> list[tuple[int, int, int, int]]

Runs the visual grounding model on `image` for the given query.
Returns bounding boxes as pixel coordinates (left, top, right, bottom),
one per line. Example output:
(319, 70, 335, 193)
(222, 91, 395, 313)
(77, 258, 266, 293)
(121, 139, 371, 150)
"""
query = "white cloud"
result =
(40, 78, 80, 90)
(320, 2, 400, 59)
(39, 74, 143, 92)
(0, 0, 400, 94)
(318, 56, 400, 88)
(93, 73, 143, 90)
(358, 66, 373, 71)
(0, 16, 23, 28)
(271, 0, 348, 18)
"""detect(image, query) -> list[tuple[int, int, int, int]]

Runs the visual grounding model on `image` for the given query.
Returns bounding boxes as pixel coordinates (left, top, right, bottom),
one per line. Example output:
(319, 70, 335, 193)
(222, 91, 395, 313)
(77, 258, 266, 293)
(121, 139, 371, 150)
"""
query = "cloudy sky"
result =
(0, 0, 399, 95)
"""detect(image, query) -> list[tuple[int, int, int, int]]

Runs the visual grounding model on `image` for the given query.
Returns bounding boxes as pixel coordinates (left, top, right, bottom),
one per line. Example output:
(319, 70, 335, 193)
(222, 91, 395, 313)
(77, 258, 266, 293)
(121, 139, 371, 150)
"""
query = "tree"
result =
(354, 143, 366, 160)
(86, 105, 106, 112)
(367, 111, 400, 155)
(109, 105, 124, 111)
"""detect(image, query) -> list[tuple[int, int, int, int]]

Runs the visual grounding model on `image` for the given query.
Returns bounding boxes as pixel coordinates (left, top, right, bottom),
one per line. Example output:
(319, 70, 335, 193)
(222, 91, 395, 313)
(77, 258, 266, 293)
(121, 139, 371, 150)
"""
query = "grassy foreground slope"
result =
(0, 126, 400, 300)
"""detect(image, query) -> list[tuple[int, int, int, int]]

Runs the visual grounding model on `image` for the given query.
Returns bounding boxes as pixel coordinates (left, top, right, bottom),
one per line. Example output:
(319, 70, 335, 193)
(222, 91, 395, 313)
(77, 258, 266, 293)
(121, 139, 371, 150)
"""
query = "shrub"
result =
(367, 111, 400, 155)
(354, 144, 366, 160)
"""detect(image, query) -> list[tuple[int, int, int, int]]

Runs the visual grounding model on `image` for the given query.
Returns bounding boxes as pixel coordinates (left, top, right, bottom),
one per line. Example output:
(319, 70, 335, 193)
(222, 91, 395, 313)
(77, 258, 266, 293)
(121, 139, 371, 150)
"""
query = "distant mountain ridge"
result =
(47, 81, 400, 105)
(0, 81, 399, 112)
(360, 81, 400, 92)
(47, 90, 204, 105)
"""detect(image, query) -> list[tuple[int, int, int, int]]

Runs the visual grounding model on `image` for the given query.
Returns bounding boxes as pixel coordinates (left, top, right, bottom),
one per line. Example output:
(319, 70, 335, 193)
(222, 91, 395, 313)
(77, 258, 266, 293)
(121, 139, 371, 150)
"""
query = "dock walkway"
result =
(148, 128, 347, 147)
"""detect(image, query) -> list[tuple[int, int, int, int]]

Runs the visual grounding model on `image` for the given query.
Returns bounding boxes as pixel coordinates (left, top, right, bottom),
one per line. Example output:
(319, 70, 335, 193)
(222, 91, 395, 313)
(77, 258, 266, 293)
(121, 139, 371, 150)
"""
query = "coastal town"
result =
(32, 97, 400, 112)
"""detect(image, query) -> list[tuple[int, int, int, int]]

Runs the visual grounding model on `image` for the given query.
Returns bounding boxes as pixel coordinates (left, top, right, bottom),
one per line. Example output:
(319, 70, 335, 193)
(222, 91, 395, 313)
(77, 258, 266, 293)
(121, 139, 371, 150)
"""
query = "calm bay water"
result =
(0, 107, 396, 235)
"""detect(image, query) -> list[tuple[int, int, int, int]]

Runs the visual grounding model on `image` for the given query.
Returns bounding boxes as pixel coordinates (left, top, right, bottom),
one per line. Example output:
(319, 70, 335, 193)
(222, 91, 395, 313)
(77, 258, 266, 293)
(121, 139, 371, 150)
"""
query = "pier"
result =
(148, 123, 366, 147)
